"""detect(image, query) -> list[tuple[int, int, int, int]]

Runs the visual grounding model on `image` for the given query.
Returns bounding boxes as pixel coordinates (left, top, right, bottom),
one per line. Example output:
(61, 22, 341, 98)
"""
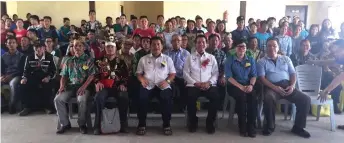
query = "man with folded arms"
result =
(183, 35, 219, 134)
(135, 36, 176, 136)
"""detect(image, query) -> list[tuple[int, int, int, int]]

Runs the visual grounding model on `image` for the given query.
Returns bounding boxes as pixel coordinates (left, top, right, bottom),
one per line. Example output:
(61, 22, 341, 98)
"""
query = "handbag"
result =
(101, 108, 120, 134)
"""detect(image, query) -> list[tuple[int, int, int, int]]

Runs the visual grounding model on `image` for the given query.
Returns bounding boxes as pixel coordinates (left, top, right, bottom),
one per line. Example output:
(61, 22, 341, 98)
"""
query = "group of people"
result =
(1, 10, 344, 139)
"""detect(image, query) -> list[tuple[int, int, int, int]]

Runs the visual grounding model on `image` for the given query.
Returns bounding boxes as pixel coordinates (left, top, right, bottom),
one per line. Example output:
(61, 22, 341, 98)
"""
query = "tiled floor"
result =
(1, 112, 344, 143)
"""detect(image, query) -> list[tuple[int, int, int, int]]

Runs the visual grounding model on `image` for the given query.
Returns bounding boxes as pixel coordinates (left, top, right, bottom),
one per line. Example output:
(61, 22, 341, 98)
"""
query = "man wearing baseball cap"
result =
(231, 16, 250, 44)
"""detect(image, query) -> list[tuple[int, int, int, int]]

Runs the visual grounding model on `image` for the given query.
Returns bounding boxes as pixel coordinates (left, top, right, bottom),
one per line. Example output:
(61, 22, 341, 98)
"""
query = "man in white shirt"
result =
(136, 36, 176, 136)
(183, 35, 219, 134)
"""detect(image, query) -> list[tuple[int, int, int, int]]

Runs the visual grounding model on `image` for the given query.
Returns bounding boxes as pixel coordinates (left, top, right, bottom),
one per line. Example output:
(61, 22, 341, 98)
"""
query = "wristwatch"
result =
(166, 79, 171, 84)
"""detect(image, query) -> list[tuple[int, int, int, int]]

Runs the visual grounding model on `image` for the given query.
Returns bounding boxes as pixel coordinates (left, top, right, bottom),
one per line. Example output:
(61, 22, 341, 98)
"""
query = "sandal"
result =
(338, 125, 344, 130)
(136, 127, 146, 135)
(163, 127, 173, 136)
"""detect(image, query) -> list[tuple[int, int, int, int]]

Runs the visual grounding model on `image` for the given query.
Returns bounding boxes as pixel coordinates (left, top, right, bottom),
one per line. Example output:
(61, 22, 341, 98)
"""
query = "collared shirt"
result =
(132, 49, 150, 76)
(206, 48, 226, 75)
(155, 25, 164, 33)
(136, 53, 176, 90)
(276, 35, 293, 56)
(257, 55, 296, 83)
(113, 24, 132, 35)
(183, 52, 219, 87)
(196, 27, 207, 33)
(177, 27, 186, 35)
(95, 56, 128, 88)
(84, 20, 102, 34)
(247, 49, 262, 61)
(129, 47, 142, 55)
(1, 50, 24, 77)
(225, 55, 257, 85)
(37, 26, 58, 44)
(60, 54, 96, 86)
(290, 52, 318, 67)
(231, 29, 250, 43)
(165, 48, 190, 78)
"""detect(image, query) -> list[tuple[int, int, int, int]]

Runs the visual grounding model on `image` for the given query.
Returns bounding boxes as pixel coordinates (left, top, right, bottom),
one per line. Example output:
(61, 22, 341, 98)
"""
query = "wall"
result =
(163, 1, 241, 31)
(6, 1, 89, 28)
(95, 1, 122, 24)
(123, 1, 163, 23)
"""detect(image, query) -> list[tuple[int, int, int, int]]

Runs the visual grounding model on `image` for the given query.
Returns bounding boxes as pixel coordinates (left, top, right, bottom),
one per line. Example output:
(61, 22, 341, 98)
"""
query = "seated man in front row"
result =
(55, 39, 96, 134)
(93, 41, 129, 135)
(136, 36, 176, 136)
(19, 43, 56, 116)
(183, 35, 220, 134)
(257, 37, 311, 138)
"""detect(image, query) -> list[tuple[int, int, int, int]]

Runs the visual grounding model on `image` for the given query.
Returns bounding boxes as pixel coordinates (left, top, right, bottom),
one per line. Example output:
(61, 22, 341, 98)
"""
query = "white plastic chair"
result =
(296, 64, 336, 131)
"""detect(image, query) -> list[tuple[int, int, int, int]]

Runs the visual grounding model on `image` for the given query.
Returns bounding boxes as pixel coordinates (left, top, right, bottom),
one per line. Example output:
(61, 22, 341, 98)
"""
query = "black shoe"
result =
(206, 123, 215, 134)
(120, 122, 129, 133)
(18, 108, 31, 116)
(291, 126, 311, 138)
(248, 131, 256, 138)
(188, 117, 198, 133)
(262, 129, 273, 136)
(79, 126, 88, 134)
(56, 124, 71, 134)
(8, 107, 16, 114)
(93, 128, 101, 135)
(240, 132, 247, 137)
(334, 106, 342, 114)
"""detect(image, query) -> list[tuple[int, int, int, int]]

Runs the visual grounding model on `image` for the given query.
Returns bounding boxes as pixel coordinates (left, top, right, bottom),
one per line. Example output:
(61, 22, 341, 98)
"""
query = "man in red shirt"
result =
(13, 19, 28, 45)
(132, 16, 155, 38)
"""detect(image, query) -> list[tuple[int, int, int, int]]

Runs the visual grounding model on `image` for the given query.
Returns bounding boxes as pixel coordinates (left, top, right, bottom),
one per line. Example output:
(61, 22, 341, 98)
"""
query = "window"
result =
(328, 3, 344, 31)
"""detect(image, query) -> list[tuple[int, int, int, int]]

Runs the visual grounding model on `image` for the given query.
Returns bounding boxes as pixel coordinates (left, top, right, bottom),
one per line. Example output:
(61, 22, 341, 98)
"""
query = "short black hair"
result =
(149, 23, 156, 27)
(248, 18, 254, 21)
(43, 16, 52, 21)
(260, 20, 268, 26)
(209, 33, 220, 40)
(157, 15, 164, 19)
(130, 15, 137, 20)
(248, 36, 258, 42)
(116, 17, 120, 20)
(63, 17, 70, 23)
(236, 16, 245, 23)
(207, 21, 216, 26)
(150, 36, 164, 45)
(121, 14, 126, 18)
(88, 29, 96, 34)
(16, 18, 24, 22)
(187, 20, 195, 24)
(250, 22, 257, 27)
(233, 38, 247, 47)
(140, 15, 148, 20)
(28, 29, 38, 35)
(133, 34, 141, 39)
(81, 19, 87, 22)
(175, 16, 181, 19)
(180, 17, 186, 21)
(6, 36, 17, 43)
(195, 35, 207, 43)
(29, 15, 39, 21)
(33, 42, 45, 49)
(89, 10, 96, 15)
(181, 34, 188, 38)
(195, 16, 203, 21)
(106, 16, 112, 20)
(267, 17, 276, 22)
(141, 36, 151, 42)
(165, 20, 172, 25)
(196, 30, 204, 34)
(266, 37, 280, 45)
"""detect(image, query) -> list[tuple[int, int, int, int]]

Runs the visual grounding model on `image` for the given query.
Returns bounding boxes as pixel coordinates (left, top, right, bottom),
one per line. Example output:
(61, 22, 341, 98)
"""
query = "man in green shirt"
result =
(55, 40, 97, 134)
(113, 14, 132, 36)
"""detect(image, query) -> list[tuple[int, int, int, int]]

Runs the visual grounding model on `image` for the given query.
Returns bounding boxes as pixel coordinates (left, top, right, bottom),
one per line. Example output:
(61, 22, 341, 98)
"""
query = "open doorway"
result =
(285, 5, 308, 26)
(1, 1, 6, 16)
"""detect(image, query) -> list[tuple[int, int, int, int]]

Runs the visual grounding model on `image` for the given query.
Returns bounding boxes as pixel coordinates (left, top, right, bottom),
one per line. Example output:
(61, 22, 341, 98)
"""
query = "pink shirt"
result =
(14, 29, 28, 44)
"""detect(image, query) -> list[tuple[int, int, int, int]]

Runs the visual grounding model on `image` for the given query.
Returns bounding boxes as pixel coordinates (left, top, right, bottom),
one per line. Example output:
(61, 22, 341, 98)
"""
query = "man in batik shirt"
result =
(55, 39, 96, 134)
(93, 41, 129, 135)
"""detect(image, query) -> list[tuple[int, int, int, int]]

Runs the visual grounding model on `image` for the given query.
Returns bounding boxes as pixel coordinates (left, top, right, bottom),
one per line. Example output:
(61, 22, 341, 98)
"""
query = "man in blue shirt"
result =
(231, 16, 250, 43)
(37, 16, 58, 45)
(256, 21, 272, 51)
(257, 37, 311, 138)
(1, 37, 24, 114)
(165, 34, 190, 112)
(225, 39, 257, 137)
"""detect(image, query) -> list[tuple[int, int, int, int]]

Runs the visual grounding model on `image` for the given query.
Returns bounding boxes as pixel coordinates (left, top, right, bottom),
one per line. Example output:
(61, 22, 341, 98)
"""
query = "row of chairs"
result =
(57, 65, 336, 131)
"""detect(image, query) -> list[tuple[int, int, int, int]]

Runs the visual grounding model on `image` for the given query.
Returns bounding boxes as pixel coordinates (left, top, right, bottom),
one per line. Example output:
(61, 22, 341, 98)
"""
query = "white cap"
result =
(105, 42, 116, 47)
